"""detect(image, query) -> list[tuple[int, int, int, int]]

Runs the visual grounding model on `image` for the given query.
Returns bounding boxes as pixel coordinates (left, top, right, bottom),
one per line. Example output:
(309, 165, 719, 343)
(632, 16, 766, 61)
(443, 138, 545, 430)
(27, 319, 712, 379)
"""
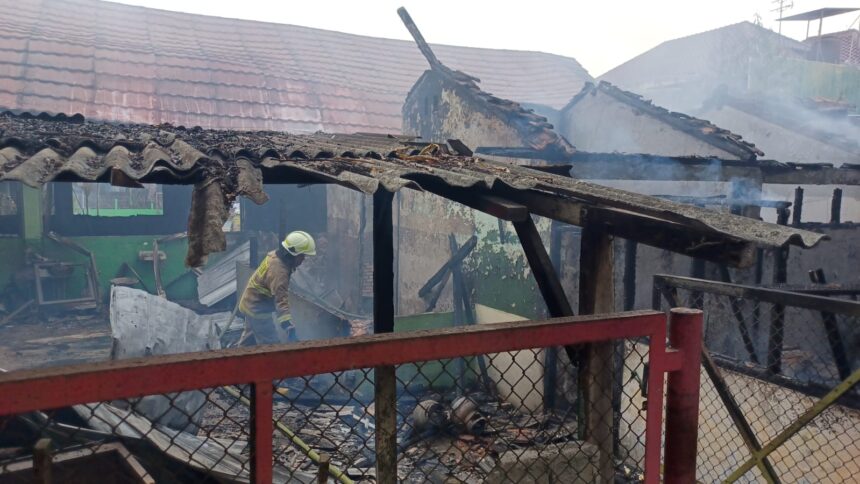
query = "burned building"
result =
(0, 3, 856, 483)
(0, 108, 827, 482)
(559, 81, 762, 161)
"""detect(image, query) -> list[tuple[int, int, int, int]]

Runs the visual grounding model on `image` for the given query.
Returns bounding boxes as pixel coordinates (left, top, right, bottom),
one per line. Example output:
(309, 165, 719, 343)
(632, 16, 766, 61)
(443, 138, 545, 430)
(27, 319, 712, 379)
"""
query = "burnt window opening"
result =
(49, 183, 191, 236)
(71, 183, 164, 217)
(241, 184, 328, 240)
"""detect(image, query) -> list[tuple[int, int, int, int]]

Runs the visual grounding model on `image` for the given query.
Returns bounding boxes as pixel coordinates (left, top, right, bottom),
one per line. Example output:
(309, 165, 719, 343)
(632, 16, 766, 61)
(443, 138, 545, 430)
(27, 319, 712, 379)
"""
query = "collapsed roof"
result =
(563, 81, 763, 160)
(0, 0, 591, 133)
(0, 112, 825, 269)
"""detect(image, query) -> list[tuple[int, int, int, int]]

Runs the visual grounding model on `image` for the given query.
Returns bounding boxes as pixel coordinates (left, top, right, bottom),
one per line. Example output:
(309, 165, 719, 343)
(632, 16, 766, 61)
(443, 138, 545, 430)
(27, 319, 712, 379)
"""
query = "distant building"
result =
(600, 22, 808, 113)
(805, 29, 860, 65)
(559, 81, 761, 160)
(0, 0, 592, 133)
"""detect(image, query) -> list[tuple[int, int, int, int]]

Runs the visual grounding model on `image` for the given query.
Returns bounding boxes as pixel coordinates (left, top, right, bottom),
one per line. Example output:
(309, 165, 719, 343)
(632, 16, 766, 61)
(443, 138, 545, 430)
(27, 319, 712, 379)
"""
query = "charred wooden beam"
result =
(449, 234, 467, 386)
(830, 188, 843, 224)
(466, 195, 529, 222)
(372, 189, 396, 484)
(768, 213, 789, 375)
(592, 207, 755, 267)
(418, 235, 478, 299)
(544, 221, 564, 410)
(397, 7, 443, 70)
(718, 265, 760, 364)
(653, 275, 860, 317)
(578, 222, 616, 483)
(792, 187, 804, 226)
(512, 217, 582, 414)
(623, 239, 637, 311)
(478, 148, 860, 185)
(808, 270, 851, 381)
(710, 353, 860, 410)
(512, 217, 574, 318)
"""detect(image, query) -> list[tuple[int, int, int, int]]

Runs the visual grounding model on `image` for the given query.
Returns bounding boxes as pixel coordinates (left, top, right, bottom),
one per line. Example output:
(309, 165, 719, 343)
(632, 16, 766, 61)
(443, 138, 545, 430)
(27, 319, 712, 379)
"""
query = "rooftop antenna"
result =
(771, 0, 794, 34)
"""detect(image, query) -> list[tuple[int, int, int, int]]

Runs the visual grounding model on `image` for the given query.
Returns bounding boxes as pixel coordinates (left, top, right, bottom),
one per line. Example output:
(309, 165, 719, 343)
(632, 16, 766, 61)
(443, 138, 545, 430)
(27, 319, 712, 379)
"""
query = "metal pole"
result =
(372, 189, 397, 484)
(663, 308, 703, 484)
(250, 381, 274, 484)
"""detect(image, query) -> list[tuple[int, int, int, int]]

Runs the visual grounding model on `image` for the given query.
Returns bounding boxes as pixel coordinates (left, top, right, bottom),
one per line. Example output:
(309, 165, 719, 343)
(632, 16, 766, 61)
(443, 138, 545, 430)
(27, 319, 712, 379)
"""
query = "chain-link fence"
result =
(653, 274, 860, 484)
(0, 310, 696, 483)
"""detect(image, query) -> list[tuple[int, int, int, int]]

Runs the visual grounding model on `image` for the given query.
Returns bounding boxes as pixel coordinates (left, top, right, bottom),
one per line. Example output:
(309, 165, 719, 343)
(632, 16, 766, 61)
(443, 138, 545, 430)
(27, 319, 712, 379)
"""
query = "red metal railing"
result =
(0, 308, 702, 483)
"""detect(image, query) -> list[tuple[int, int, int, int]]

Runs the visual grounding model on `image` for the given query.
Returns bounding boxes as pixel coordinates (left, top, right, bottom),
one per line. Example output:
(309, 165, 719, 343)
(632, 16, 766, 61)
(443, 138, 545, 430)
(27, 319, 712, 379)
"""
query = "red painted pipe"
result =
(663, 308, 704, 484)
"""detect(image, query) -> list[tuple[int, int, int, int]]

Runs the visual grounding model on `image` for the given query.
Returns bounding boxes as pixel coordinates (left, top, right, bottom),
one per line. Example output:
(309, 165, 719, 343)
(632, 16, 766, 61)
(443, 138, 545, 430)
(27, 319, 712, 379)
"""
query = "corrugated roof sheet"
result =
(0, 113, 826, 267)
(563, 81, 763, 160)
(0, 0, 592, 133)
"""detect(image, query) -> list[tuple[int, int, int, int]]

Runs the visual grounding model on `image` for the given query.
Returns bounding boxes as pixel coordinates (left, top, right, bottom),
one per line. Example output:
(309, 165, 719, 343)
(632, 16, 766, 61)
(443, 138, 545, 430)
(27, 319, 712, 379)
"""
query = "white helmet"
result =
(282, 231, 316, 256)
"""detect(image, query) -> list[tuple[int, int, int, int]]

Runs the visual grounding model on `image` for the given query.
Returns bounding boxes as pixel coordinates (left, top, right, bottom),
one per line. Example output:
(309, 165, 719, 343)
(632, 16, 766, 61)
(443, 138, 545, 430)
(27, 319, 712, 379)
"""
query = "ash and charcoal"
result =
(196, 380, 627, 484)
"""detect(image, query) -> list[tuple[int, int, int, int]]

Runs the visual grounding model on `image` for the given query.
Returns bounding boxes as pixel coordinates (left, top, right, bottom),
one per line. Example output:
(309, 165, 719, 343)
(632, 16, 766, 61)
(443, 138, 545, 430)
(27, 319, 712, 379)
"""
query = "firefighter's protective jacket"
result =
(239, 250, 292, 323)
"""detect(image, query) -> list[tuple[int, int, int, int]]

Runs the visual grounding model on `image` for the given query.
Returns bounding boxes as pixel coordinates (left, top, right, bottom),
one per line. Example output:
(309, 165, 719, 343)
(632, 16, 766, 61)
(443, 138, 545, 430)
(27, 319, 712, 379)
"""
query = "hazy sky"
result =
(115, 0, 860, 76)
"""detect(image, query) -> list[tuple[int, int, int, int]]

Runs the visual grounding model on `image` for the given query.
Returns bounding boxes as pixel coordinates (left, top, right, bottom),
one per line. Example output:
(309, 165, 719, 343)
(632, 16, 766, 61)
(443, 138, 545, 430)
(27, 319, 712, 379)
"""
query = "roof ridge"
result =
(564, 81, 763, 160)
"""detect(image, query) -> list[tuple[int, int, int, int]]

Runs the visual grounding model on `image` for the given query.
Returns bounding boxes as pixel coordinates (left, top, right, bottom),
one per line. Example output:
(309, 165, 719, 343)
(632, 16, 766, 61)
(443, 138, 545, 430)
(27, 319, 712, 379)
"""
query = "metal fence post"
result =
(664, 308, 703, 484)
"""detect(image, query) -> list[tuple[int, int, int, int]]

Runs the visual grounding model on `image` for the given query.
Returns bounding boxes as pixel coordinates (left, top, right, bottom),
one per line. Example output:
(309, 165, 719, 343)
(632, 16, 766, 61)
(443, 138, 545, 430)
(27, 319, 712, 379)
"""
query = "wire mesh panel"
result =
(654, 276, 860, 484)
(0, 387, 258, 483)
(0, 310, 691, 483)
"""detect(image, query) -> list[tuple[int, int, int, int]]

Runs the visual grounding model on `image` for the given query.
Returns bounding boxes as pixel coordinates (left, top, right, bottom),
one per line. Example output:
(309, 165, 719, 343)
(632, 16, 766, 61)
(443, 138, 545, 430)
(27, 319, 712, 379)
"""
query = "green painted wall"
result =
(42, 236, 197, 301)
(21, 186, 42, 241)
(395, 311, 476, 392)
(467, 213, 545, 320)
(0, 238, 26, 280)
(0, 235, 196, 304)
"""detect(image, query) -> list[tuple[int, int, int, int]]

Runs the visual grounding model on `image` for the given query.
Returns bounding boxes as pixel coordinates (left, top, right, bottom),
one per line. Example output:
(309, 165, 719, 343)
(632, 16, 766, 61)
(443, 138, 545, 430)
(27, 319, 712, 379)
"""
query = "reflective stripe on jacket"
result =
(239, 251, 292, 323)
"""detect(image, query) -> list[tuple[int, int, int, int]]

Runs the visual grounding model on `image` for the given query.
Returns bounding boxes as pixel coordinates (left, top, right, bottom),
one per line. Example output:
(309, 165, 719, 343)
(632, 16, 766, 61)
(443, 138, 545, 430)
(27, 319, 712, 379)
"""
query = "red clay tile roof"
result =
(0, 0, 592, 134)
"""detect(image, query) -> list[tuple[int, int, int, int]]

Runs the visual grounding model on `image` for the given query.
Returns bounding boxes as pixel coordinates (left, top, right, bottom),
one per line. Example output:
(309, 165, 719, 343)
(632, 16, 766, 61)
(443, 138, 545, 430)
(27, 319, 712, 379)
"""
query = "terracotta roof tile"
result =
(24, 81, 95, 103)
(27, 52, 94, 71)
(0, 0, 592, 133)
(96, 75, 156, 94)
(24, 66, 95, 86)
(28, 39, 95, 57)
(0, 49, 25, 64)
(0, 64, 24, 78)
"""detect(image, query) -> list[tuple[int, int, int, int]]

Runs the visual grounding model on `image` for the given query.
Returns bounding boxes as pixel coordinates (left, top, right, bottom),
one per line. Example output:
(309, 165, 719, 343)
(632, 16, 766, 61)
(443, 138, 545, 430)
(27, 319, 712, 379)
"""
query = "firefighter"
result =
(237, 230, 316, 345)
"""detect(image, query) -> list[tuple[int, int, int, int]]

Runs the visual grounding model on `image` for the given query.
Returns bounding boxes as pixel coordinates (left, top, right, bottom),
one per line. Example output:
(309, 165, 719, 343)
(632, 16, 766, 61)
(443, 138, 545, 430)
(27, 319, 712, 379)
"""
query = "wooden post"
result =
(768, 210, 789, 375)
(543, 221, 564, 410)
(33, 438, 52, 484)
(449, 234, 467, 387)
(372, 189, 397, 484)
(623, 239, 637, 311)
(830, 188, 842, 225)
(791, 187, 804, 226)
(317, 453, 331, 484)
(512, 218, 579, 412)
(578, 222, 616, 484)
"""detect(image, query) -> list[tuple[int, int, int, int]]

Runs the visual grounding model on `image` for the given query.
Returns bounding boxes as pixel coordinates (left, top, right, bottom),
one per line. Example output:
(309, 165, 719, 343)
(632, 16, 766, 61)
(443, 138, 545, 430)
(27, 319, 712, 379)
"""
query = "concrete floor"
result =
(0, 313, 111, 371)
